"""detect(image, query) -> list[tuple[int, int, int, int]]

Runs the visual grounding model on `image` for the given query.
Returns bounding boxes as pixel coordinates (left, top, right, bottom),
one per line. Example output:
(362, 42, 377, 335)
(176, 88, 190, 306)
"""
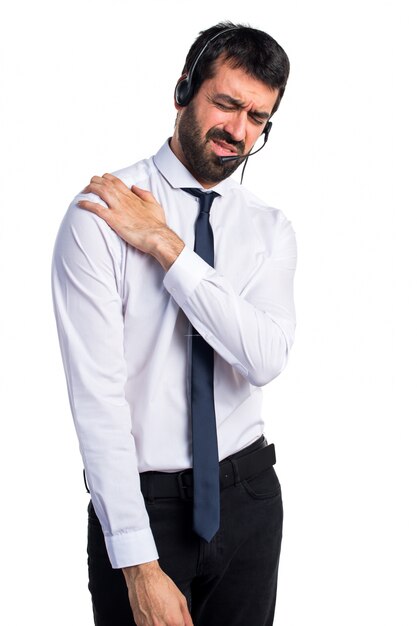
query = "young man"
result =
(52, 22, 296, 626)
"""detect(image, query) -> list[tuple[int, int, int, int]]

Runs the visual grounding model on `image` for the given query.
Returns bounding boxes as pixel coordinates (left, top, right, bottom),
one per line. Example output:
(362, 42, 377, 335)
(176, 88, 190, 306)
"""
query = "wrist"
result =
(149, 226, 185, 271)
(122, 560, 160, 582)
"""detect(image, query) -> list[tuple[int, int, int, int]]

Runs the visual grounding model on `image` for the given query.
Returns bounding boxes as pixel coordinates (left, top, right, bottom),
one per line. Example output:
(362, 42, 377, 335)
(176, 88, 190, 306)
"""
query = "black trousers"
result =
(87, 437, 283, 626)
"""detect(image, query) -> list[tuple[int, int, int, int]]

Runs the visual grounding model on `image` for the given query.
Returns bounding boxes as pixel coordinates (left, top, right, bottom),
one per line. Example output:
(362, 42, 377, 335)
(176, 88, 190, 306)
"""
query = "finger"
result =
(102, 172, 119, 181)
(83, 180, 123, 207)
(181, 602, 194, 626)
(77, 199, 110, 219)
(182, 608, 194, 626)
(90, 175, 105, 185)
(103, 173, 131, 194)
(131, 185, 155, 201)
(82, 183, 102, 194)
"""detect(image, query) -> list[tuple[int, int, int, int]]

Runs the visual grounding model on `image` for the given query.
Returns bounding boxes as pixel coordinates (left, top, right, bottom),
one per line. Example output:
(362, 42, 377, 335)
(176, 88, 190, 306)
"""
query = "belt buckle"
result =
(177, 470, 193, 500)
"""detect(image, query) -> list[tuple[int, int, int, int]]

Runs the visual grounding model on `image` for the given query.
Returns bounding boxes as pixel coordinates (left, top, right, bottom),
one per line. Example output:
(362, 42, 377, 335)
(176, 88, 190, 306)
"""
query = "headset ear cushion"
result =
(175, 77, 192, 107)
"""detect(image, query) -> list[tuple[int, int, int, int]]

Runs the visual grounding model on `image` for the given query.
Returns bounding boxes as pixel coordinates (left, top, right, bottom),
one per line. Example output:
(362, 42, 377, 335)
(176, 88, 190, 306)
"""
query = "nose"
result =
(223, 111, 247, 143)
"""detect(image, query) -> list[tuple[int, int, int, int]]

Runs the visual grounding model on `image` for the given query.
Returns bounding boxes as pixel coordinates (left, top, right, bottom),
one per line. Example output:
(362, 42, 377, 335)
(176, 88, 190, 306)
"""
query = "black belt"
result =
(139, 437, 276, 500)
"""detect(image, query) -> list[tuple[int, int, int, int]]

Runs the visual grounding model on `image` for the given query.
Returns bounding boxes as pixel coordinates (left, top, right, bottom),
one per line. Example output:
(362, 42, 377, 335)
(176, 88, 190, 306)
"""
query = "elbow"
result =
(246, 354, 288, 387)
(245, 324, 293, 387)
(246, 345, 290, 387)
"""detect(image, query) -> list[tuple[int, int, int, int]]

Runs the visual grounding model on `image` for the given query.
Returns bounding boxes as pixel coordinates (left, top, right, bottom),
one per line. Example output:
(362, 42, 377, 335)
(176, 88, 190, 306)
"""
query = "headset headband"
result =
(175, 27, 238, 107)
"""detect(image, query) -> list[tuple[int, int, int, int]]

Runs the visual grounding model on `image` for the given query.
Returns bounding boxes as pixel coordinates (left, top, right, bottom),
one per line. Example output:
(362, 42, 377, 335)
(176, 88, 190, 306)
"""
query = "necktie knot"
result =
(182, 188, 219, 214)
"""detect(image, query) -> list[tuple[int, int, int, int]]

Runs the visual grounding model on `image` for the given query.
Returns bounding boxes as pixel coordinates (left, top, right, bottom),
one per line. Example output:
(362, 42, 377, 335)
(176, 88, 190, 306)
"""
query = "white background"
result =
(1, 1, 416, 624)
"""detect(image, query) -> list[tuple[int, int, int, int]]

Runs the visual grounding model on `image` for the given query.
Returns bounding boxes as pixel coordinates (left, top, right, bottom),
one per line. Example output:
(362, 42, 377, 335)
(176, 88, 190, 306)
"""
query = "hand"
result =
(122, 561, 194, 626)
(77, 174, 184, 270)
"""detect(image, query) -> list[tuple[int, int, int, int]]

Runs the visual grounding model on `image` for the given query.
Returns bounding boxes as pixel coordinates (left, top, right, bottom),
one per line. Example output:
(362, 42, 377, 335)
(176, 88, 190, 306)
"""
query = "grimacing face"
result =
(177, 100, 244, 184)
(171, 60, 279, 187)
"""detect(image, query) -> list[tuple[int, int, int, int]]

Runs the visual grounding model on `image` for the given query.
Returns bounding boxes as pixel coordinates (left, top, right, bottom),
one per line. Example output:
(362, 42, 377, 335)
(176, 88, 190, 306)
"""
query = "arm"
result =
(163, 223, 296, 386)
(52, 201, 193, 626)
(79, 174, 296, 387)
(51, 202, 158, 568)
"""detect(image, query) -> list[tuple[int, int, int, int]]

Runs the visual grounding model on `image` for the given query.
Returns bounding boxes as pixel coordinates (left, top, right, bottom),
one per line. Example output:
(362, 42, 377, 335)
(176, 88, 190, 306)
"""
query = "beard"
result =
(177, 102, 246, 185)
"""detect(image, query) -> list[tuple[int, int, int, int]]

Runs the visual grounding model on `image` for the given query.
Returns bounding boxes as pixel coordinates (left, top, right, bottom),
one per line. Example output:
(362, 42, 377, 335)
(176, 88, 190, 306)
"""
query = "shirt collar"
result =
(153, 139, 237, 197)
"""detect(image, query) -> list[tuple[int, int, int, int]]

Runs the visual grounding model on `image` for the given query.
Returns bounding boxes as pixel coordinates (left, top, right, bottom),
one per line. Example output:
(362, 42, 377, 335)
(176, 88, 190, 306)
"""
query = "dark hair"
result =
(182, 21, 290, 114)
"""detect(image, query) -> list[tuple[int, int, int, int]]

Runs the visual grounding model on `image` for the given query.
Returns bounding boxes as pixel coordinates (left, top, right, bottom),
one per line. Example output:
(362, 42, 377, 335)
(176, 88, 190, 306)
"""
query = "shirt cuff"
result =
(163, 245, 211, 306)
(105, 527, 159, 569)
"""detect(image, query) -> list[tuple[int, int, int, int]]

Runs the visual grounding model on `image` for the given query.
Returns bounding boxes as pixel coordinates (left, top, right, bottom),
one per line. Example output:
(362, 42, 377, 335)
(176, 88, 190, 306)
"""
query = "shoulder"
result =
(110, 154, 156, 190)
(56, 154, 156, 251)
(226, 184, 296, 240)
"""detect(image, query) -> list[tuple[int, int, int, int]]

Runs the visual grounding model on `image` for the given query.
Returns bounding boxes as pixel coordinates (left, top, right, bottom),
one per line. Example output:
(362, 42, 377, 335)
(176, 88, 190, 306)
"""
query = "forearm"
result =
(164, 246, 296, 386)
(187, 278, 293, 386)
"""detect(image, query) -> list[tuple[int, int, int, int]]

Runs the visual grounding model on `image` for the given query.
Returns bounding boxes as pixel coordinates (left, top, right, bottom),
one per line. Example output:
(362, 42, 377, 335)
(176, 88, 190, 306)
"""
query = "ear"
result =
(174, 74, 188, 110)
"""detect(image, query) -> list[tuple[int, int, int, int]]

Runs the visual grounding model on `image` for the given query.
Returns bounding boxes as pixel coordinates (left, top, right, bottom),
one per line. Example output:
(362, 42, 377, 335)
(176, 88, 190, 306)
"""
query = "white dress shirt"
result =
(51, 140, 297, 569)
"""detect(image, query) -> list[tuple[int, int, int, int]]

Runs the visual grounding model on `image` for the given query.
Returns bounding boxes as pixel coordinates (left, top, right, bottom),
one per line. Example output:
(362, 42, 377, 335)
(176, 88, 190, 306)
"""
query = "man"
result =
(52, 21, 296, 626)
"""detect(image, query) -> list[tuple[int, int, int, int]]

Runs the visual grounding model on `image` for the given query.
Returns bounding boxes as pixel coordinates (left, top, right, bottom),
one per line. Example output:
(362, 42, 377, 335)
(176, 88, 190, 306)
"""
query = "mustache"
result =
(206, 129, 245, 155)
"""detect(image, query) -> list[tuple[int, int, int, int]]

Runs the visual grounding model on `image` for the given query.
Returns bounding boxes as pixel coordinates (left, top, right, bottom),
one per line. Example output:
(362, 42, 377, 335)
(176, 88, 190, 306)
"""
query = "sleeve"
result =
(51, 200, 158, 568)
(163, 213, 297, 387)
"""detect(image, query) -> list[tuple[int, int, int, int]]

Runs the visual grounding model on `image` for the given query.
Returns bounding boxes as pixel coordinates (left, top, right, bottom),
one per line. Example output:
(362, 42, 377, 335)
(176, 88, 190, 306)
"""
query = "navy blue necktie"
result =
(182, 187, 220, 542)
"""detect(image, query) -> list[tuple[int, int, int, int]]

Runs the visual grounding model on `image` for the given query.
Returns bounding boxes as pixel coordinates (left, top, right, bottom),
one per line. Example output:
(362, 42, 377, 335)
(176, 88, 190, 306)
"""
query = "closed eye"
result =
(208, 93, 269, 126)
(213, 101, 236, 112)
(249, 113, 266, 126)
(214, 102, 265, 125)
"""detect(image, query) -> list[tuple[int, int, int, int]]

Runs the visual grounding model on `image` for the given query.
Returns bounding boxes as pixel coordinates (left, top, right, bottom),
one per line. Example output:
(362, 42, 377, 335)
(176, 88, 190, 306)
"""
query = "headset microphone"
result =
(218, 121, 273, 164)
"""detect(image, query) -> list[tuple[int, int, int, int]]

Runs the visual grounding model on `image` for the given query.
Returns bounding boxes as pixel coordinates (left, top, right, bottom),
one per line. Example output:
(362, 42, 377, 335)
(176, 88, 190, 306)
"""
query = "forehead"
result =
(203, 58, 279, 114)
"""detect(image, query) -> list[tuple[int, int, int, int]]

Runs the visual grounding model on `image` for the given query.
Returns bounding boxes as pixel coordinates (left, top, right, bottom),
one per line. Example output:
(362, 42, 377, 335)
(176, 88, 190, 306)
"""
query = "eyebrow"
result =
(212, 93, 271, 120)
